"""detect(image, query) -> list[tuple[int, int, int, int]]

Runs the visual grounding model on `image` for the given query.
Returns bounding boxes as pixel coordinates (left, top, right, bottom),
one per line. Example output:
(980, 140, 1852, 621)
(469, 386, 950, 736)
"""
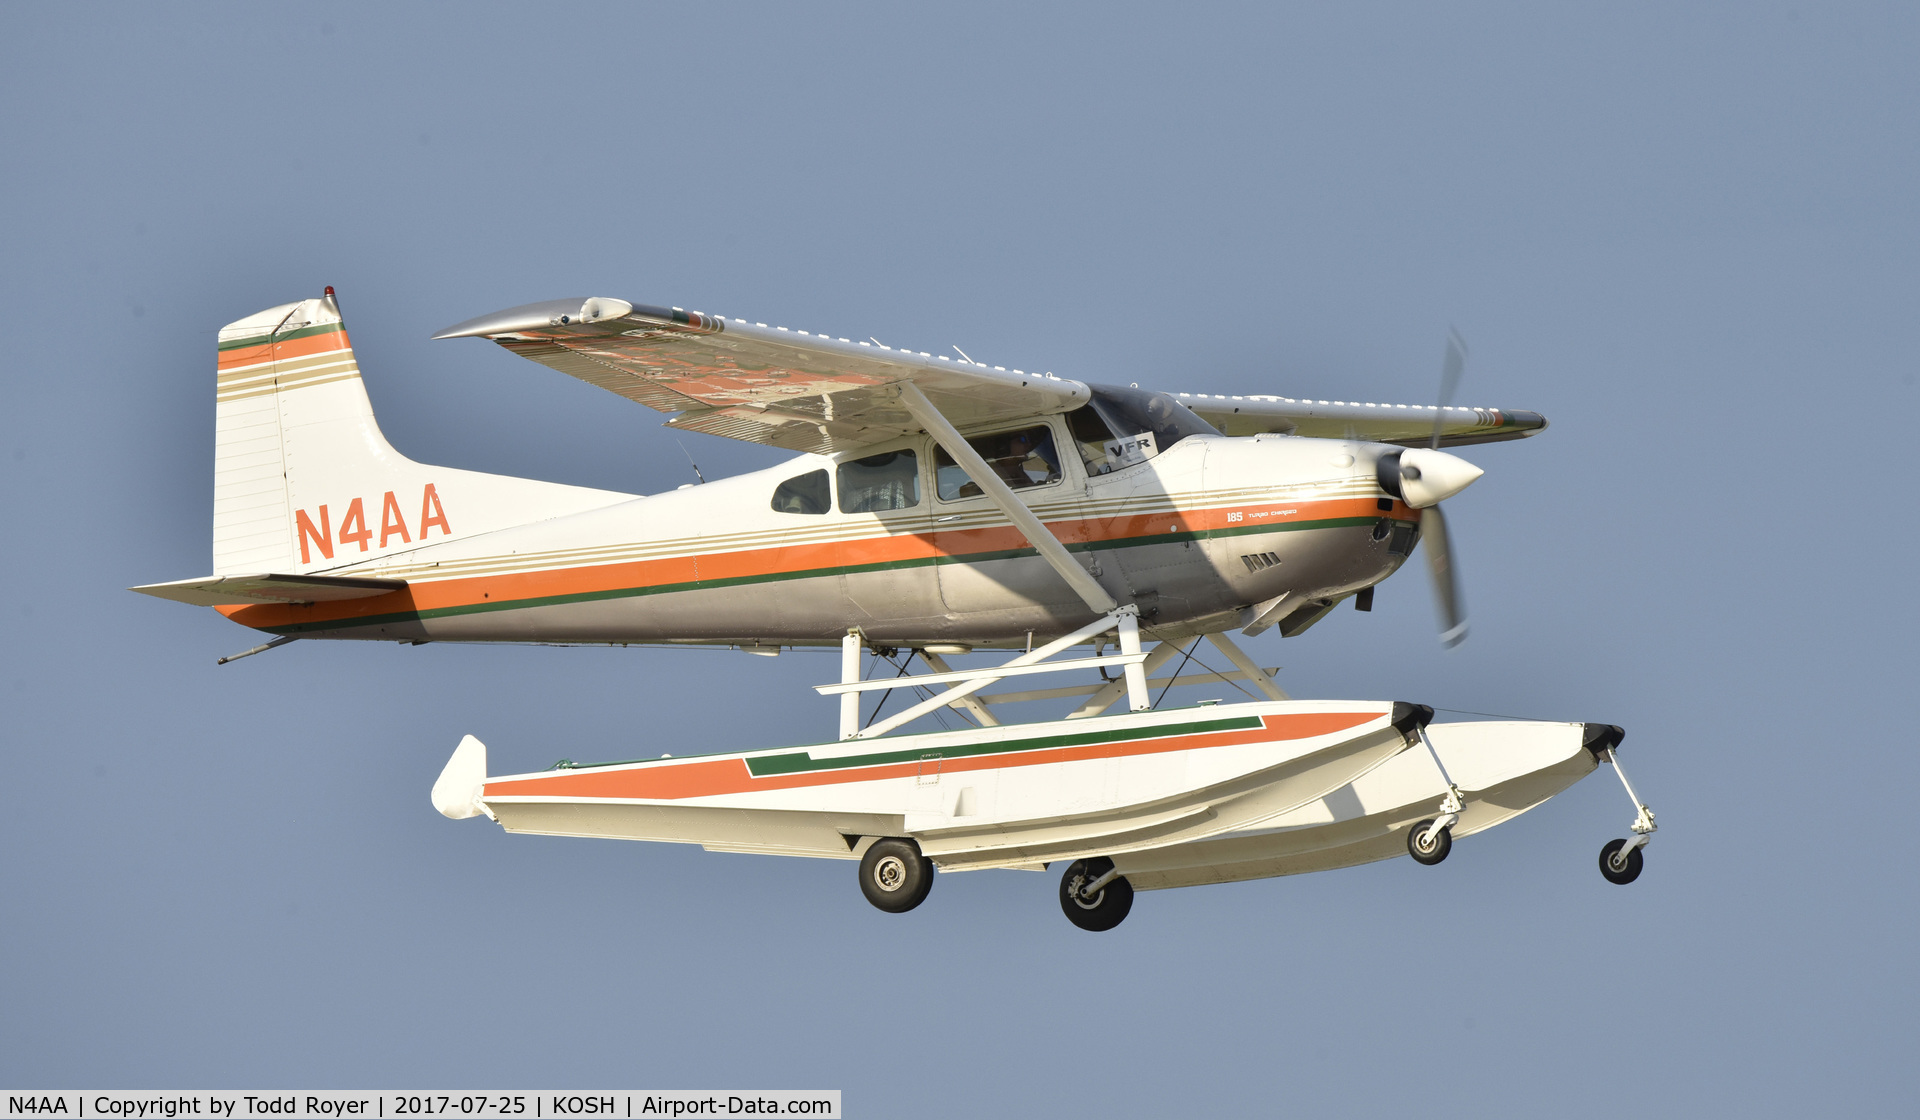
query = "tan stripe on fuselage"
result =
(222, 492, 1404, 635)
(329, 480, 1384, 585)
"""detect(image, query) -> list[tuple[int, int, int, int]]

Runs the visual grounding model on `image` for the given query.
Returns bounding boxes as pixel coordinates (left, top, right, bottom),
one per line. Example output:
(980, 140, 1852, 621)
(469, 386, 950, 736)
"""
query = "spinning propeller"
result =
(1374, 330, 1481, 647)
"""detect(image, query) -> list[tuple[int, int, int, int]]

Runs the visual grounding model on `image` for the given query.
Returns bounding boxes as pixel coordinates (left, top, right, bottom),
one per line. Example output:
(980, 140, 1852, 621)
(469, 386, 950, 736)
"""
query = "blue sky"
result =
(3, 3, 1915, 1114)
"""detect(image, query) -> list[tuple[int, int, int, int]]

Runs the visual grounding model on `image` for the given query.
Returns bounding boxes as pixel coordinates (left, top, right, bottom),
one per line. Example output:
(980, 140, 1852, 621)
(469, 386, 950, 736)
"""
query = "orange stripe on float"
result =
(479, 711, 1378, 802)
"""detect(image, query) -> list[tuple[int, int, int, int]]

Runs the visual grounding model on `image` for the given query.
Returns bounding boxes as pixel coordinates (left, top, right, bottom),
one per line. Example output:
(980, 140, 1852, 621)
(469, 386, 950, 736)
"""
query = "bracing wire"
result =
(862, 650, 917, 729)
(1151, 638, 1204, 709)
(866, 649, 965, 731)
(1186, 652, 1260, 702)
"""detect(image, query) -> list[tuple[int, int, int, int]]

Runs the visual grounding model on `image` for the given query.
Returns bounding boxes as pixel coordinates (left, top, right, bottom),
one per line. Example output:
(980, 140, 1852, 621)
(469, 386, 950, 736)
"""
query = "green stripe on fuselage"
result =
(262, 515, 1388, 635)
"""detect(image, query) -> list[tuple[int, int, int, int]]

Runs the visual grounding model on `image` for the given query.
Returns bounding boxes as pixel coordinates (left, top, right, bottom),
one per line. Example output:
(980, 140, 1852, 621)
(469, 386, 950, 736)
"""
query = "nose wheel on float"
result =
(1596, 744, 1656, 885)
(1407, 809, 1456, 865)
(1405, 723, 1463, 866)
(1398, 723, 1661, 886)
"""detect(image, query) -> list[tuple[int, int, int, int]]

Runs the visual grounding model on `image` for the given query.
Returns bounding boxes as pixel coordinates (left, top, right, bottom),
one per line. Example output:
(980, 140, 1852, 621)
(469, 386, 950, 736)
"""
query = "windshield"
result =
(1085, 385, 1219, 461)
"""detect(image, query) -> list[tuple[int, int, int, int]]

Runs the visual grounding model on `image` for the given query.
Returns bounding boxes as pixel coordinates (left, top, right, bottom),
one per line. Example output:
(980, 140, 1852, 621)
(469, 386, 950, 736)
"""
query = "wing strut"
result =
(896, 383, 1118, 616)
(827, 384, 1152, 727)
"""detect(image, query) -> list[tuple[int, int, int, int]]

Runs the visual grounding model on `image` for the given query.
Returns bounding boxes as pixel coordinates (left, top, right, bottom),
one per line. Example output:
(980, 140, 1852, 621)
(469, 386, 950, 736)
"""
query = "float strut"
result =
(918, 650, 1001, 727)
(1116, 611, 1149, 712)
(1204, 631, 1290, 701)
(839, 629, 863, 740)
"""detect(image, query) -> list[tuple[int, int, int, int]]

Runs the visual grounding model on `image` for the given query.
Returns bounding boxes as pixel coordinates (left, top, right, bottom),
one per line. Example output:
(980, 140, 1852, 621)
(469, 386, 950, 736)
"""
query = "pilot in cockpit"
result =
(988, 429, 1061, 489)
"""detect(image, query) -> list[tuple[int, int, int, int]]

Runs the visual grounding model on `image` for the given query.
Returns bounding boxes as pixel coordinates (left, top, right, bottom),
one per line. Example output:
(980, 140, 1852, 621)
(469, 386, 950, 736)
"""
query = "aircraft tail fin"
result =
(211, 289, 631, 575)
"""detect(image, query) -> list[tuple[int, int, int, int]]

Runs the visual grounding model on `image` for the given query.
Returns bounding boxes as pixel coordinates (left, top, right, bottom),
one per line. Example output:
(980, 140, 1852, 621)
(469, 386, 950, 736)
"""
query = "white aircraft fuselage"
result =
(217, 428, 1422, 648)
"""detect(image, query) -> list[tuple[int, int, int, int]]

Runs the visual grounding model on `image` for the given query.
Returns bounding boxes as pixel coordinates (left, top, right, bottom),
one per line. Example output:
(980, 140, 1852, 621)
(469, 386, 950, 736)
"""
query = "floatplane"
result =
(136, 289, 1657, 930)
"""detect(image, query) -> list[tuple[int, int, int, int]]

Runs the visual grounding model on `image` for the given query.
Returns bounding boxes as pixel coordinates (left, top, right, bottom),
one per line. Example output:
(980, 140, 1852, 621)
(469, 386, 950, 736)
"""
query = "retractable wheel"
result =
(1059, 857, 1134, 932)
(1407, 818, 1452, 865)
(1598, 838, 1644, 885)
(858, 837, 934, 913)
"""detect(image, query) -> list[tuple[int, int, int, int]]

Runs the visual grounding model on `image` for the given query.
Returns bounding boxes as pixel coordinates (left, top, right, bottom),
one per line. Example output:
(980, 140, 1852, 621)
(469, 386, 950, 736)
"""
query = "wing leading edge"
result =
(1177, 394, 1547, 447)
(434, 297, 1547, 453)
(433, 298, 1089, 456)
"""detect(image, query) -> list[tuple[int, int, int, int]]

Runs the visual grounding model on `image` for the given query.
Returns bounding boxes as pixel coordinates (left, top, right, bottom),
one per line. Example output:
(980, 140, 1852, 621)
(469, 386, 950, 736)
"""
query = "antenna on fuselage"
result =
(675, 439, 706, 485)
(952, 345, 976, 364)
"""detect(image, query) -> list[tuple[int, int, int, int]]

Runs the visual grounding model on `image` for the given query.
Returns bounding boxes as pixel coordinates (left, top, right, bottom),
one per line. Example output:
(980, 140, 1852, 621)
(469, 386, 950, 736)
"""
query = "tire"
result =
(1059, 857, 1134, 932)
(1599, 838, 1643, 885)
(1407, 819, 1452, 865)
(858, 838, 934, 913)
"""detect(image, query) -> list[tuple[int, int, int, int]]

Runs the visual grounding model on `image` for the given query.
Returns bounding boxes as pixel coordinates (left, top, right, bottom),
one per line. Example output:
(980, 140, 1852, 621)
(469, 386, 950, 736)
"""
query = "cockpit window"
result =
(837, 449, 920, 513)
(770, 469, 830, 515)
(1066, 406, 1119, 475)
(935, 424, 1062, 500)
(1083, 385, 1220, 468)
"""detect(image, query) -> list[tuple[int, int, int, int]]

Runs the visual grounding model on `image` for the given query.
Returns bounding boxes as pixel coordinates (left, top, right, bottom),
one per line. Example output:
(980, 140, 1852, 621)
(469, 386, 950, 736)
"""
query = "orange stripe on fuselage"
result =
(216, 327, 352, 370)
(218, 495, 1404, 631)
(479, 711, 1380, 802)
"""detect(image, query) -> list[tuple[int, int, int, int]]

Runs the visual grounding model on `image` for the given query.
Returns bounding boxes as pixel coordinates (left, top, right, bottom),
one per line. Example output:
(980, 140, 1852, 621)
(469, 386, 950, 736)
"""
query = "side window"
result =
(935, 425, 1064, 501)
(1065, 406, 1118, 476)
(837, 449, 920, 513)
(770, 469, 829, 515)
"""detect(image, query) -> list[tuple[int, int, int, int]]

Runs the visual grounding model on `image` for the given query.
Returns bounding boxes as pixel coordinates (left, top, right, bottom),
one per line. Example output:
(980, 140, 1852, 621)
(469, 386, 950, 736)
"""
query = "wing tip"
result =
(431, 298, 596, 340)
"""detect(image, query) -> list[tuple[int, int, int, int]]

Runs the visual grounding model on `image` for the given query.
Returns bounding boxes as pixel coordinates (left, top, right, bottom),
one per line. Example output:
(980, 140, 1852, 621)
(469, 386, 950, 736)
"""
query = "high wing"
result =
(1175, 393, 1547, 447)
(433, 298, 1089, 455)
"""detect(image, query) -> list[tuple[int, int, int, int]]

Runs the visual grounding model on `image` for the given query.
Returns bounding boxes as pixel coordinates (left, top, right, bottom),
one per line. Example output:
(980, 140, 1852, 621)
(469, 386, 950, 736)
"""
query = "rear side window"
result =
(838, 449, 920, 513)
(771, 469, 829, 515)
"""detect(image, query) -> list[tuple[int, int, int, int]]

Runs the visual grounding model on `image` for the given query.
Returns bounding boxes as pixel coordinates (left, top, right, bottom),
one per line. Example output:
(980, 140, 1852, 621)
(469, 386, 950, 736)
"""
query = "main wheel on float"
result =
(1059, 857, 1134, 932)
(1407, 818, 1453, 865)
(1598, 838, 1644, 885)
(859, 837, 934, 913)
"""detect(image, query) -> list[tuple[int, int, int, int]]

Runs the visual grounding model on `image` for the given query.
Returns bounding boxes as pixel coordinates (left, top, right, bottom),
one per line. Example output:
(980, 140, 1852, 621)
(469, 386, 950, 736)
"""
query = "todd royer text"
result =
(2, 1094, 837, 1120)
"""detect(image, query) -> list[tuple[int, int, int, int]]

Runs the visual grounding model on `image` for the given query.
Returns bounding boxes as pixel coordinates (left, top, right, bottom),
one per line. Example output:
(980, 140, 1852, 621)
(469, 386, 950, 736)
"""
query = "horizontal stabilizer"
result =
(130, 572, 406, 607)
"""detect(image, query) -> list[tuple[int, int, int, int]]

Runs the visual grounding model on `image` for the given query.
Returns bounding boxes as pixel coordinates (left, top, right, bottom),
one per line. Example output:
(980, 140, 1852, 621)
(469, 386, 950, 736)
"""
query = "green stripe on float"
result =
(744, 715, 1264, 776)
